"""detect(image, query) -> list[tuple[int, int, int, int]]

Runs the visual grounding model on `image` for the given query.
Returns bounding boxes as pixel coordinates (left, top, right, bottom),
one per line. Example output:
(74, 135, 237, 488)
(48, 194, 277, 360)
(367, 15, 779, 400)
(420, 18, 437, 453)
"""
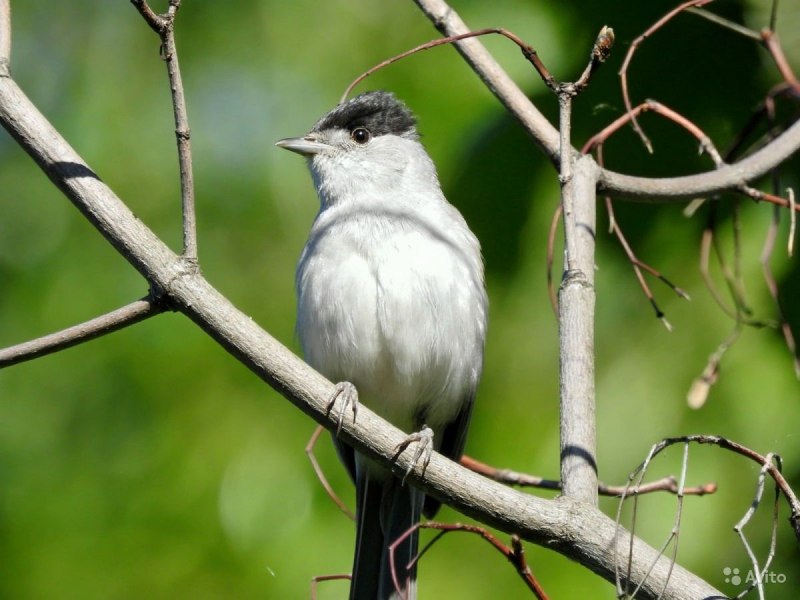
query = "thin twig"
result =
(341, 27, 557, 103)
(788, 188, 796, 256)
(130, 0, 166, 31)
(624, 436, 800, 543)
(769, 0, 779, 32)
(618, 0, 716, 152)
(605, 199, 672, 331)
(762, 29, 800, 92)
(582, 99, 725, 167)
(460, 455, 716, 497)
(685, 7, 762, 41)
(686, 323, 742, 409)
(759, 203, 800, 377)
(571, 26, 615, 94)
(742, 183, 800, 213)
(390, 522, 549, 600)
(306, 425, 355, 520)
(699, 208, 773, 326)
(545, 202, 562, 317)
(731, 458, 768, 600)
(310, 573, 351, 600)
(0, 298, 162, 368)
(131, 0, 197, 261)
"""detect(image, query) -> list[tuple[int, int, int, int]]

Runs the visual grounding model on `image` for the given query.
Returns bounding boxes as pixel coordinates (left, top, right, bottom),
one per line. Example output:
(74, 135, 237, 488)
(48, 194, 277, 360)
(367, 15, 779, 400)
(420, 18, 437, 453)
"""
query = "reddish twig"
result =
(342, 25, 613, 103)
(762, 29, 800, 93)
(741, 184, 800, 213)
(618, 0, 716, 152)
(604, 197, 686, 331)
(389, 522, 548, 600)
(306, 425, 355, 521)
(310, 573, 351, 600)
(341, 28, 555, 103)
(460, 455, 716, 497)
(582, 104, 709, 328)
(582, 99, 724, 166)
(545, 202, 562, 317)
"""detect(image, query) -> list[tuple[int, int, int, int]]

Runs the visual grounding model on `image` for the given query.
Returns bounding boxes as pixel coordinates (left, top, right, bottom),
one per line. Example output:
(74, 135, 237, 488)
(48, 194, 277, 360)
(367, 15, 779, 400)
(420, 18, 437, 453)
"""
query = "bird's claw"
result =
(327, 381, 359, 435)
(393, 425, 434, 484)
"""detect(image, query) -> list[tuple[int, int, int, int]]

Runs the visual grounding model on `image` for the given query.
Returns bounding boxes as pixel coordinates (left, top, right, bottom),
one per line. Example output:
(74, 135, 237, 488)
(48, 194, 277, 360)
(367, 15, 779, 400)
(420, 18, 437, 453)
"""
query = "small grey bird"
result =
(277, 91, 487, 600)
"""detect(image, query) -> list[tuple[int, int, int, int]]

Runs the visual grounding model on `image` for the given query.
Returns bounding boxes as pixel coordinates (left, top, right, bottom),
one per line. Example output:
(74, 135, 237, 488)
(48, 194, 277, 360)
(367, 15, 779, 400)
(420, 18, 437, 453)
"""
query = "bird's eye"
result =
(351, 127, 371, 144)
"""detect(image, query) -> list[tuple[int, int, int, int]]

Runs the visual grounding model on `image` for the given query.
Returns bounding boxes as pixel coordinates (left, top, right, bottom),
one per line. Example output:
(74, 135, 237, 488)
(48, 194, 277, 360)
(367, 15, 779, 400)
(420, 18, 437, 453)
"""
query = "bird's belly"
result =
(297, 238, 481, 433)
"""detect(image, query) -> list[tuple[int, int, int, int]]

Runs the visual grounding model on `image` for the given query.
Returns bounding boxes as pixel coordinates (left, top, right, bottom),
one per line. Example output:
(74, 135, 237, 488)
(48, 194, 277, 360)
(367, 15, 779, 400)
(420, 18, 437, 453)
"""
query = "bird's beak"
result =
(275, 135, 329, 156)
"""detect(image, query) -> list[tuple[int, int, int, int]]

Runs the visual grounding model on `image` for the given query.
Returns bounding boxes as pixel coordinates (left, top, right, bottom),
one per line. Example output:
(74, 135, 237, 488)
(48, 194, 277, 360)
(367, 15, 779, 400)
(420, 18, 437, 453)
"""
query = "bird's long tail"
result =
(350, 468, 424, 600)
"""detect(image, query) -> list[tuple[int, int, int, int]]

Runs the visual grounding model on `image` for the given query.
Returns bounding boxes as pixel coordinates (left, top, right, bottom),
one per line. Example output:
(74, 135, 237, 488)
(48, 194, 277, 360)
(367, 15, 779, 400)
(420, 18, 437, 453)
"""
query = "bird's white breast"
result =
(296, 200, 486, 434)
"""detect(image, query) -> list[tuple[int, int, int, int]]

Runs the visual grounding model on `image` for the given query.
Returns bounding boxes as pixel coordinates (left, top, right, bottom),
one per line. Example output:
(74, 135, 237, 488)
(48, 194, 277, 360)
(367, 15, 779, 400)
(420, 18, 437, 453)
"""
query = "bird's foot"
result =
(326, 381, 359, 435)
(393, 425, 434, 484)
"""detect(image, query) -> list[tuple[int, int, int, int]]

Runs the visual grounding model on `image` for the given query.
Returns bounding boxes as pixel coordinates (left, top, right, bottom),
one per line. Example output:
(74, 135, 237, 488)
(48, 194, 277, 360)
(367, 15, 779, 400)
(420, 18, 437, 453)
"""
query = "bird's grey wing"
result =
(422, 391, 475, 518)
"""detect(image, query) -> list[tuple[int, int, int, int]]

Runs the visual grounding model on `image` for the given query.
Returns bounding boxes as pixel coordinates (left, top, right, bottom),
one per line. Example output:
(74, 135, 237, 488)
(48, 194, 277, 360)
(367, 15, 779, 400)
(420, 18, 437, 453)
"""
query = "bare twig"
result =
(582, 99, 725, 167)
(460, 455, 716, 497)
(341, 25, 613, 104)
(619, 442, 691, 598)
(131, 0, 197, 261)
(621, 436, 800, 543)
(342, 28, 555, 103)
(685, 7, 762, 41)
(729, 453, 780, 600)
(0, 298, 162, 368)
(589, 138, 691, 329)
(759, 203, 800, 377)
(741, 183, 800, 213)
(762, 29, 800, 93)
(788, 188, 796, 256)
(572, 26, 615, 94)
(545, 202, 562, 317)
(310, 573, 351, 600)
(413, 0, 800, 200)
(618, 0, 716, 152)
(390, 522, 548, 600)
(306, 425, 355, 520)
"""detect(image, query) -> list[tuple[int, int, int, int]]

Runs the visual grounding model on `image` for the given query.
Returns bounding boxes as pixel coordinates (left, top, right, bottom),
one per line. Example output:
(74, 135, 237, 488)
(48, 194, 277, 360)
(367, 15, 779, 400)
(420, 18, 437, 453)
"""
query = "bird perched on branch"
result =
(277, 90, 487, 600)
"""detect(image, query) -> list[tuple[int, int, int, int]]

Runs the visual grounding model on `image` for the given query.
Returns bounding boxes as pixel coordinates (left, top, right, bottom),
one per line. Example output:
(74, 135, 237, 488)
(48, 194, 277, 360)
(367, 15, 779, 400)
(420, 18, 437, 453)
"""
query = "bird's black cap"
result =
(311, 91, 417, 138)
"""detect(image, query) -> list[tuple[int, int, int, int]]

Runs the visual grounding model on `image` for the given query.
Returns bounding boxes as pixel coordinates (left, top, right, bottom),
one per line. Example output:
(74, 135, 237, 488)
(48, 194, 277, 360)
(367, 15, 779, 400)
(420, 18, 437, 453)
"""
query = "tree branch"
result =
(559, 154, 599, 504)
(0, 298, 162, 368)
(0, 0, 10, 76)
(411, 0, 561, 163)
(131, 0, 197, 261)
(0, 69, 723, 599)
(412, 0, 800, 200)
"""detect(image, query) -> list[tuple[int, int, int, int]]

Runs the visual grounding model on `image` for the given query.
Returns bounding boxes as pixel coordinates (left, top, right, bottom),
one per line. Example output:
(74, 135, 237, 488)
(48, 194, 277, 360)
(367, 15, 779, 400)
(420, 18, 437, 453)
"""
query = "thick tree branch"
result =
(412, 0, 800, 200)
(559, 155, 599, 504)
(0, 72, 723, 599)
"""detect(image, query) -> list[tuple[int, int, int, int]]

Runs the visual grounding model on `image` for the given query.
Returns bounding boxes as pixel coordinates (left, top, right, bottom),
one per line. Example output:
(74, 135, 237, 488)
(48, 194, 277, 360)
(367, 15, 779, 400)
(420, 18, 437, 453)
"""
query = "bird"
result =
(276, 90, 487, 600)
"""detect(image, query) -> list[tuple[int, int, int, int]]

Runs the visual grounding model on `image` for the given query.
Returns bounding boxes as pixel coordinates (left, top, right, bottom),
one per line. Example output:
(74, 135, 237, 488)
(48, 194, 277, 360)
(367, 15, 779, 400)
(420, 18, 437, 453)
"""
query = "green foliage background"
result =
(1, 1, 799, 598)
